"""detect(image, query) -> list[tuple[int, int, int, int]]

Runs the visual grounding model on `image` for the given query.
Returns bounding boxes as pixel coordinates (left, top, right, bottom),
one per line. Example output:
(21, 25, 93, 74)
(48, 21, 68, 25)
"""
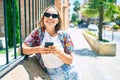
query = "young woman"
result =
(22, 5, 80, 80)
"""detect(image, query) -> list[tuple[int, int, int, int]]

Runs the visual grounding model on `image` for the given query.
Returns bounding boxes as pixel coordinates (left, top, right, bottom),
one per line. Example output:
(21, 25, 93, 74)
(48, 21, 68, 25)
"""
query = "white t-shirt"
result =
(41, 30, 64, 68)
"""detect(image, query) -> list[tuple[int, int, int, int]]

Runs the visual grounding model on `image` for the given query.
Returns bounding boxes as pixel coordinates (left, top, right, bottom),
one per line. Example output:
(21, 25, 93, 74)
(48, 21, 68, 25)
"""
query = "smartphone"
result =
(45, 42, 54, 47)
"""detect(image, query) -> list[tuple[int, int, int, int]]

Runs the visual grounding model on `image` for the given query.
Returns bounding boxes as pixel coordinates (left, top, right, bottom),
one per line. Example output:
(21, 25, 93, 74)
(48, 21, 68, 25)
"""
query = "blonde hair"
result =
(38, 5, 63, 32)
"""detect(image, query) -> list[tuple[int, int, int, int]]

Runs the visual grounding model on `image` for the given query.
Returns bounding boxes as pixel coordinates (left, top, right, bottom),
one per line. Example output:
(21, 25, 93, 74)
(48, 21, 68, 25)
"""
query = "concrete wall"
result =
(83, 32, 116, 56)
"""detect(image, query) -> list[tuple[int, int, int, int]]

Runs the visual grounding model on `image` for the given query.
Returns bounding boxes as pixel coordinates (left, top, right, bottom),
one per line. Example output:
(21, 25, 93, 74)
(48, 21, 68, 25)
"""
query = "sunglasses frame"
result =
(44, 12, 59, 18)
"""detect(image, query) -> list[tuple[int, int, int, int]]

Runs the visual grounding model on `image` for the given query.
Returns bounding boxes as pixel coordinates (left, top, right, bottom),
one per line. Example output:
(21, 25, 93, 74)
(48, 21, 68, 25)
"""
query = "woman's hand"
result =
(39, 46, 53, 55)
(40, 46, 62, 56)
(39, 46, 73, 64)
(39, 46, 63, 56)
(49, 46, 62, 56)
(49, 46, 73, 64)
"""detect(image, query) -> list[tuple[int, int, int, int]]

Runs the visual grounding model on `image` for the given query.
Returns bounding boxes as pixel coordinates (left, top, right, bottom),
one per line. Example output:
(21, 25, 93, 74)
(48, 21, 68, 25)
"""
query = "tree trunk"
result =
(98, 5, 104, 41)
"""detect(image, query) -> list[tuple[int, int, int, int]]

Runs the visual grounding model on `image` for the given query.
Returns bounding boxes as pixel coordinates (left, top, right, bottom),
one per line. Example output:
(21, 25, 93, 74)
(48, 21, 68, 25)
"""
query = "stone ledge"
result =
(1, 55, 50, 80)
(82, 32, 116, 56)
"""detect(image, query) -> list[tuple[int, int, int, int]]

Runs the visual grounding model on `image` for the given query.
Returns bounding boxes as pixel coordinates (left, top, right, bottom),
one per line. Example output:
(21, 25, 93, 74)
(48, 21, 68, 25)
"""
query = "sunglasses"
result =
(44, 13, 59, 18)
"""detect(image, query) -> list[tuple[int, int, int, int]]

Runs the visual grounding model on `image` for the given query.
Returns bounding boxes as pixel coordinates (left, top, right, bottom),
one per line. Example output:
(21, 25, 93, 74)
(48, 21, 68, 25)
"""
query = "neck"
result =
(46, 29, 57, 37)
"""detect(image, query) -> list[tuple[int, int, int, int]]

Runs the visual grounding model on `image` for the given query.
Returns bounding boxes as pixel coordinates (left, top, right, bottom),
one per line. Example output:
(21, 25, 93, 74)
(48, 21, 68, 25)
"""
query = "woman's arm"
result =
(51, 46, 73, 64)
(56, 32, 74, 64)
(21, 42, 52, 55)
(57, 51, 73, 64)
(22, 42, 41, 55)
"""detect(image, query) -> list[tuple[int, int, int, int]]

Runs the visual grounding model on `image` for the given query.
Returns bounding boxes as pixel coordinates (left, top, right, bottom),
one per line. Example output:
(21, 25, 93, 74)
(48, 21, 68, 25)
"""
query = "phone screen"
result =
(45, 42, 54, 47)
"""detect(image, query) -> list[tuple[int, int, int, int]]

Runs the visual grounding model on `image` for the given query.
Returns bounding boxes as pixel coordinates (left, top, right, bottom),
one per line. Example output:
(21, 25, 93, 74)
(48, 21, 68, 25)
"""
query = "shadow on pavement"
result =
(74, 48, 98, 57)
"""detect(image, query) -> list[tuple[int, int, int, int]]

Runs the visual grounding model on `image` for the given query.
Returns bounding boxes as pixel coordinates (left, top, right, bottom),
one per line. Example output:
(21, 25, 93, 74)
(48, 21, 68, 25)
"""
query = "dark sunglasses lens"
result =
(52, 14, 58, 18)
(44, 13, 50, 17)
(44, 13, 58, 18)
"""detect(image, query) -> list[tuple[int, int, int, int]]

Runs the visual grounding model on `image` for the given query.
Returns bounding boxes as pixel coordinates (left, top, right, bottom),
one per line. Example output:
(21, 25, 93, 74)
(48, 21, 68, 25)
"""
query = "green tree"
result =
(115, 6, 120, 27)
(71, 13, 77, 22)
(104, 2, 119, 22)
(83, 0, 116, 41)
(116, 15, 120, 27)
(7, 0, 20, 47)
(73, 0, 80, 18)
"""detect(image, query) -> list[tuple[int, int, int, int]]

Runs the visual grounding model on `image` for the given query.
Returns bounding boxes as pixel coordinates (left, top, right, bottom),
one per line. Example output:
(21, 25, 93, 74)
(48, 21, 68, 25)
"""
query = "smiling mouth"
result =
(47, 21, 54, 23)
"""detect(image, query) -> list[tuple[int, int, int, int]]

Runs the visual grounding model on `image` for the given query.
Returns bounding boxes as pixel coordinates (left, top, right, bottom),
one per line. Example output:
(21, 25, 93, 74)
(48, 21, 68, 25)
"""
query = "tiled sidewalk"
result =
(69, 28, 120, 80)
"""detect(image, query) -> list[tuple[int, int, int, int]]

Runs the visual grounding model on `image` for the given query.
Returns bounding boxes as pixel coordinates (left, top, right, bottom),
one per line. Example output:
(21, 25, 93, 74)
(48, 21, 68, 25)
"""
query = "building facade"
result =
(0, 0, 70, 37)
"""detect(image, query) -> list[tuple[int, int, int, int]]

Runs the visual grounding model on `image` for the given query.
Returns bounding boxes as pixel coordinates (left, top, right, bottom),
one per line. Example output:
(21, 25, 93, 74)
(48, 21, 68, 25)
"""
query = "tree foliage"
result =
(82, 8, 98, 17)
(82, 0, 117, 41)
(73, 0, 80, 12)
(71, 13, 77, 22)
(72, 0, 80, 19)
(6, 0, 20, 47)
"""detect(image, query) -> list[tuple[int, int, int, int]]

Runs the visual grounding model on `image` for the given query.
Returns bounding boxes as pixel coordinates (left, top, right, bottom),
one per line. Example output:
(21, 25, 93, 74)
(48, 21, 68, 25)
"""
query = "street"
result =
(67, 28, 120, 80)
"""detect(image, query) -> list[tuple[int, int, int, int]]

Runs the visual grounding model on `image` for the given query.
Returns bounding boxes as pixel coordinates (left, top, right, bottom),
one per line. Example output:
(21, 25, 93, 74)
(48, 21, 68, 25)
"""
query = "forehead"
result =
(46, 8, 58, 14)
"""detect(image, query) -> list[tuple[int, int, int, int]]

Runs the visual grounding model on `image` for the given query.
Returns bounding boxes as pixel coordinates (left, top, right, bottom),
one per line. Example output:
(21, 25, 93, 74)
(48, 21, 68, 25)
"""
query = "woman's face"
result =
(43, 8, 59, 30)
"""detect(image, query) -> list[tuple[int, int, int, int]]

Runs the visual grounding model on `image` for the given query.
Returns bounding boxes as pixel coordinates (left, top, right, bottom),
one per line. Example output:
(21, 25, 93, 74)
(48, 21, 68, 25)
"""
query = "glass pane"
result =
(0, 0, 6, 67)
(0, 38, 6, 68)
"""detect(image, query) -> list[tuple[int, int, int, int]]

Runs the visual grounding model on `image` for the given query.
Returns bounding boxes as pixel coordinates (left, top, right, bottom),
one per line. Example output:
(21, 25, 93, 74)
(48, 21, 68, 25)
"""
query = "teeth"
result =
(47, 21, 53, 23)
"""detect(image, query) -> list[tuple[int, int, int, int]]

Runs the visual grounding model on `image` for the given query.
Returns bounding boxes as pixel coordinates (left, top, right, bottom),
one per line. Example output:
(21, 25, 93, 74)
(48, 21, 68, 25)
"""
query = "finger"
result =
(41, 50, 51, 54)
(48, 46, 53, 49)
(44, 48, 52, 51)
(53, 46, 56, 49)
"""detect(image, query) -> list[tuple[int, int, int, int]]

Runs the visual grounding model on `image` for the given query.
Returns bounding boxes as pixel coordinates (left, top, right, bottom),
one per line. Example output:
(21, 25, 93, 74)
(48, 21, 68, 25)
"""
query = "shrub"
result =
(7, 0, 20, 47)
(85, 30, 97, 37)
(102, 39, 109, 42)
(112, 25, 119, 30)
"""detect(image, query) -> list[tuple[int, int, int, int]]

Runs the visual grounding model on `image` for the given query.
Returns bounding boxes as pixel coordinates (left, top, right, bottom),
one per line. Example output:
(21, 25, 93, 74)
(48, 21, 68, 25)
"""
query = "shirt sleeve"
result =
(24, 28, 40, 47)
(64, 32, 74, 54)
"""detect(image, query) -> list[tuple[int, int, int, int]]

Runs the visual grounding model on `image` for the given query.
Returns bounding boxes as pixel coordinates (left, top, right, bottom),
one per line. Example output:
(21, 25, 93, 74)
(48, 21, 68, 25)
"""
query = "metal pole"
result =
(28, 0, 31, 33)
(24, 0, 27, 37)
(32, 0, 34, 30)
(18, 0, 24, 56)
(3, 0, 9, 64)
(51, 0, 54, 5)
(12, 0, 17, 59)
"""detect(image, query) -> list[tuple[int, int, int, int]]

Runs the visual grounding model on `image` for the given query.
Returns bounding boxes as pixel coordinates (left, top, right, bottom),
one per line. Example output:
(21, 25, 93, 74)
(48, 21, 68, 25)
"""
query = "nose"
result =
(49, 15, 53, 19)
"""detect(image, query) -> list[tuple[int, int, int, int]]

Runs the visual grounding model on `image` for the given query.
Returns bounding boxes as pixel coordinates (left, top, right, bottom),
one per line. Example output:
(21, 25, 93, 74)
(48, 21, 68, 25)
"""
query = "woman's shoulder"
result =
(58, 30, 70, 37)
(32, 27, 45, 33)
(58, 30, 69, 35)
